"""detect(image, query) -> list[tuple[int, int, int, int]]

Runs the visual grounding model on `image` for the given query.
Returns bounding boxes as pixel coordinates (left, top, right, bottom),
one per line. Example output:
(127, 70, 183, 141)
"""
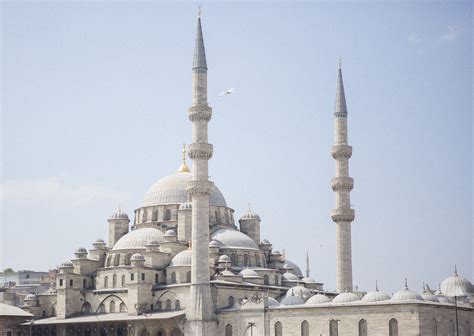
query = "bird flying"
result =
(219, 88, 234, 97)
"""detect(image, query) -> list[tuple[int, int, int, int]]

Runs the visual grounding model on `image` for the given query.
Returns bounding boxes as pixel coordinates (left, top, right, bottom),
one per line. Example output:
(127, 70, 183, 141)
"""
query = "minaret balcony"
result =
(187, 180, 214, 195)
(331, 208, 355, 222)
(331, 177, 354, 191)
(188, 143, 213, 160)
(188, 105, 212, 121)
(331, 145, 352, 159)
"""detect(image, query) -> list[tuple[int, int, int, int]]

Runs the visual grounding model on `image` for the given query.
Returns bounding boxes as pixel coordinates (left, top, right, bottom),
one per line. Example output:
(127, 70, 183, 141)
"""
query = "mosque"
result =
(19, 12, 473, 336)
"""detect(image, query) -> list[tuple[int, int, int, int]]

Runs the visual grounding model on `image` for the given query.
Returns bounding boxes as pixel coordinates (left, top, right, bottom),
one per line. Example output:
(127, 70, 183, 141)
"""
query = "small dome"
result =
(219, 255, 231, 263)
(146, 239, 159, 246)
(306, 294, 331, 305)
(240, 209, 260, 221)
(421, 291, 439, 302)
(441, 269, 473, 297)
(273, 250, 281, 255)
(170, 250, 192, 267)
(109, 209, 129, 220)
(75, 247, 87, 254)
(209, 240, 221, 248)
(280, 292, 305, 306)
(179, 202, 192, 210)
(286, 285, 312, 301)
(267, 297, 280, 307)
(131, 253, 145, 261)
(302, 276, 316, 283)
(332, 292, 360, 304)
(282, 272, 299, 282)
(24, 294, 37, 301)
(392, 288, 424, 301)
(210, 229, 259, 250)
(113, 228, 165, 251)
(282, 260, 303, 278)
(239, 269, 261, 278)
(59, 261, 73, 269)
(362, 290, 391, 303)
(220, 270, 235, 277)
(260, 239, 271, 245)
(165, 230, 177, 237)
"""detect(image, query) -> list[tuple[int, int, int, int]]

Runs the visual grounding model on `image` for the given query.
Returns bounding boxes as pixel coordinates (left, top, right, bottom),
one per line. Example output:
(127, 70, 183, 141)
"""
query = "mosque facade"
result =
(19, 13, 473, 336)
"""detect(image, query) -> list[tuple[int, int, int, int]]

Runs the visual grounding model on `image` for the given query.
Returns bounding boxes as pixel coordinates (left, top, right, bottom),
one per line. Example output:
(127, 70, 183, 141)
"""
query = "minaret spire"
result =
(305, 251, 310, 277)
(185, 11, 217, 336)
(331, 61, 355, 293)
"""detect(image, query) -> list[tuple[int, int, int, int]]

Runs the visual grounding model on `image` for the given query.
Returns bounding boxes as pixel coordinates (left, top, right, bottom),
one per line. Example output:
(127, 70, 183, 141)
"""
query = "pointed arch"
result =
(225, 324, 232, 336)
(119, 302, 127, 312)
(301, 320, 309, 336)
(112, 274, 117, 287)
(358, 319, 367, 336)
(330, 319, 338, 336)
(389, 318, 398, 336)
(274, 321, 282, 336)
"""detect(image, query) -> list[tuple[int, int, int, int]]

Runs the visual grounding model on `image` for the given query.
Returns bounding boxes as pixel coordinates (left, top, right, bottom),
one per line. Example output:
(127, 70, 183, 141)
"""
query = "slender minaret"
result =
(331, 61, 355, 293)
(185, 10, 217, 336)
(305, 251, 310, 278)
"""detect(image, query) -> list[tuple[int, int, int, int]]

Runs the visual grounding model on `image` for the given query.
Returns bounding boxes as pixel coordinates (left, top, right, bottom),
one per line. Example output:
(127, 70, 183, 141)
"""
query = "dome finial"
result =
(454, 264, 458, 276)
(338, 57, 342, 69)
(198, 4, 202, 18)
(404, 278, 408, 290)
(179, 144, 191, 172)
(375, 280, 379, 291)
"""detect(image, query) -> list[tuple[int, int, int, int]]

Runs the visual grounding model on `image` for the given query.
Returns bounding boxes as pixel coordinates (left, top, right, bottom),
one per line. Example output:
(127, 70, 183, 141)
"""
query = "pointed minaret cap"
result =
(335, 59, 347, 114)
(193, 8, 207, 70)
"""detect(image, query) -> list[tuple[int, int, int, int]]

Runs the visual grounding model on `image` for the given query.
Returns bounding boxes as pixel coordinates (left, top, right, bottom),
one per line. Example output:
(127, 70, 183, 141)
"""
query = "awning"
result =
(24, 311, 185, 325)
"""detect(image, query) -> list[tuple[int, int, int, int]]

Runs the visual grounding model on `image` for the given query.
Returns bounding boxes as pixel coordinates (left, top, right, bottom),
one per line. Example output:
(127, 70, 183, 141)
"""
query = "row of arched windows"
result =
(106, 253, 132, 267)
(138, 208, 173, 223)
(136, 207, 235, 225)
(229, 252, 263, 267)
(168, 271, 191, 284)
(103, 274, 127, 288)
(81, 301, 127, 314)
(154, 299, 180, 311)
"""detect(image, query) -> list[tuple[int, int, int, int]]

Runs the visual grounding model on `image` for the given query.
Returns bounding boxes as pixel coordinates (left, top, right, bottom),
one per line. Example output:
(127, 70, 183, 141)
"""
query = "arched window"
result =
(359, 319, 367, 336)
(254, 253, 259, 266)
(83, 279, 87, 288)
(389, 318, 398, 336)
(431, 318, 437, 336)
(215, 210, 220, 222)
(97, 303, 106, 314)
(112, 274, 117, 287)
(175, 300, 180, 310)
(275, 321, 283, 336)
(119, 302, 127, 312)
(243, 254, 249, 267)
(121, 274, 126, 286)
(103, 276, 108, 288)
(81, 302, 92, 313)
(50, 307, 56, 317)
(263, 274, 269, 285)
(230, 253, 237, 266)
(170, 272, 176, 284)
(142, 210, 148, 222)
(164, 209, 171, 220)
(274, 274, 279, 285)
(152, 209, 159, 221)
(106, 254, 113, 267)
(109, 300, 115, 313)
(301, 320, 309, 336)
(155, 273, 159, 284)
(170, 330, 182, 336)
(125, 253, 132, 265)
(466, 321, 471, 336)
(156, 301, 162, 311)
(228, 296, 235, 307)
(225, 211, 230, 224)
(447, 320, 455, 336)
(186, 271, 191, 283)
(166, 299, 171, 310)
(225, 324, 232, 336)
(330, 320, 338, 336)
(114, 255, 120, 267)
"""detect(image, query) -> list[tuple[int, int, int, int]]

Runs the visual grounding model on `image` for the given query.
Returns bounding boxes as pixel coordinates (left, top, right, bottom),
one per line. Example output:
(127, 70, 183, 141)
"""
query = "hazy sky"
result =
(1, 1, 472, 294)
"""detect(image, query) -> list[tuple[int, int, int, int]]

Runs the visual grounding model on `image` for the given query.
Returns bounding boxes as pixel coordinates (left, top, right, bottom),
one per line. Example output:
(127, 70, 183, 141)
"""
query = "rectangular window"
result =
(141, 273, 145, 281)
(131, 274, 134, 281)
(59, 279, 63, 286)
(69, 279, 73, 286)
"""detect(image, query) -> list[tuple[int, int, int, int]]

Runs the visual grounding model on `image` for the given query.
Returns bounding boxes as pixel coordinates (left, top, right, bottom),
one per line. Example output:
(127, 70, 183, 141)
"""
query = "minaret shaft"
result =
(331, 66, 355, 293)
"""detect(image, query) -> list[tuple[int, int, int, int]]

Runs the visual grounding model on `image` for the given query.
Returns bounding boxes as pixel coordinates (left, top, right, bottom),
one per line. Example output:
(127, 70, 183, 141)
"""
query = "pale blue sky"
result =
(1, 1, 472, 294)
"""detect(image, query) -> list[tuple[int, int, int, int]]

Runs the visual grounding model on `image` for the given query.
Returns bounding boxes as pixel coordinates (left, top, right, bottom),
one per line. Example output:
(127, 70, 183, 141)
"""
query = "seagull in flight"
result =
(219, 88, 234, 97)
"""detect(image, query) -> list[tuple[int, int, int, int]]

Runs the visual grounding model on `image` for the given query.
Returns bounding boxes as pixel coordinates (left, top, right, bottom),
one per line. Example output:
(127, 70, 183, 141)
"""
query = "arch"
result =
(215, 210, 220, 222)
(330, 320, 338, 336)
(225, 324, 232, 336)
(301, 320, 309, 336)
(358, 319, 367, 336)
(274, 274, 279, 285)
(121, 274, 126, 286)
(263, 274, 269, 285)
(157, 330, 167, 336)
(106, 254, 113, 267)
(175, 299, 180, 310)
(114, 255, 120, 267)
(97, 303, 106, 314)
(243, 254, 249, 267)
(230, 253, 237, 266)
(83, 278, 87, 288)
(156, 301, 162, 311)
(186, 271, 191, 283)
(170, 272, 176, 284)
(228, 296, 235, 307)
(81, 301, 92, 314)
(103, 276, 108, 288)
(125, 253, 132, 265)
(448, 320, 455, 336)
(112, 274, 117, 287)
(96, 294, 127, 312)
(142, 209, 148, 222)
(274, 321, 283, 336)
(152, 209, 159, 221)
(389, 318, 398, 336)
(165, 299, 171, 310)
(431, 318, 437, 336)
(164, 209, 171, 220)
(119, 302, 127, 312)
(155, 273, 159, 284)
(225, 211, 230, 224)
(109, 300, 116, 313)
(50, 306, 56, 317)
(254, 253, 259, 266)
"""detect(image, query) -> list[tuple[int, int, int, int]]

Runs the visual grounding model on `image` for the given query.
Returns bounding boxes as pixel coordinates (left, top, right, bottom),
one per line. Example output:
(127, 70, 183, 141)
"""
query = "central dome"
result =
(143, 171, 227, 207)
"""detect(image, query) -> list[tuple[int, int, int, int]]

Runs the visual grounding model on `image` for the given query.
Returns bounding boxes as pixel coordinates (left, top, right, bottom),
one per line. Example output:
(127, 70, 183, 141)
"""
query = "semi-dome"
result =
(282, 260, 303, 277)
(361, 290, 391, 303)
(306, 294, 331, 305)
(109, 209, 129, 220)
(332, 292, 360, 304)
(165, 230, 177, 237)
(112, 228, 165, 251)
(240, 209, 260, 221)
(143, 171, 227, 207)
(282, 272, 299, 282)
(210, 229, 259, 250)
(267, 297, 280, 307)
(169, 250, 192, 267)
(239, 269, 260, 278)
(441, 268, 473, 297)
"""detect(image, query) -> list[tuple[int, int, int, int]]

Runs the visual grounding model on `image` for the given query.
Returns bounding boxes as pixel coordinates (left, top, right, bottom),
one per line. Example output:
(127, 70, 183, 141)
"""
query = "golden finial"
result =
(178, 144, 190, 172)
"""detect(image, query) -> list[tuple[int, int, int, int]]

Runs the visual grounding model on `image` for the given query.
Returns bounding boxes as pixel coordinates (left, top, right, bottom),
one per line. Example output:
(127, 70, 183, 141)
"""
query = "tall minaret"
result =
(331, 61, 355, 293)
(185, 10, 217, 336)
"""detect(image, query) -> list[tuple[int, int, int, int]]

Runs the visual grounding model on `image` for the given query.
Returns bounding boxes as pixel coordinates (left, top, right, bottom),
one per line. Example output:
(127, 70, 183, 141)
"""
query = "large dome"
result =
(112, 228, 165, 251)
(143, 171, 227, 207)
(210, 229, 259, 250)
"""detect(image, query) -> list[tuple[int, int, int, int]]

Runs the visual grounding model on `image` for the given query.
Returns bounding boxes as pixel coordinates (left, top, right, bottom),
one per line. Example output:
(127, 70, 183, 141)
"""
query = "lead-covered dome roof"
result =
(441, 269, 473, 297)
(143, 171, 227, 207)
(112, 228, 165, 251)
(210, 229, 259, 250)
(170, 250, 192, 266)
